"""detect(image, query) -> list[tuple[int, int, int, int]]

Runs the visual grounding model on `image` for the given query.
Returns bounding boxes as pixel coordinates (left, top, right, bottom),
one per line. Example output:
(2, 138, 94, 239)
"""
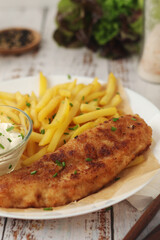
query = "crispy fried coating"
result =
(0, 115, 152, 208)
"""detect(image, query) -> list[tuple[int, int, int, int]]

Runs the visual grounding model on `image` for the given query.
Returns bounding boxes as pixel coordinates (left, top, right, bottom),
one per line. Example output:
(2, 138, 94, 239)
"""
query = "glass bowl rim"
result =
(0, 105, 33, 157)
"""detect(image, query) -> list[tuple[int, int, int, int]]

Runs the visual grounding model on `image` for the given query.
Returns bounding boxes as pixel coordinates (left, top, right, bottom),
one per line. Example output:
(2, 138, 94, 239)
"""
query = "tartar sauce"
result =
(0, 123, 23, 154)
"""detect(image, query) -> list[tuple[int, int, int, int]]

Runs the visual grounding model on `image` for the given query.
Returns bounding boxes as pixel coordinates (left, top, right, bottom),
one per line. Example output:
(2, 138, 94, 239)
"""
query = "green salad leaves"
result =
(53, 0, 143, 59)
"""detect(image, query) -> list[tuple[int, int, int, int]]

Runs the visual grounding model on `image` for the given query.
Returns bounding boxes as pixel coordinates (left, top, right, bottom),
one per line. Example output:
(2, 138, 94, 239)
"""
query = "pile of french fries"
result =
(0, 72, 144, 167)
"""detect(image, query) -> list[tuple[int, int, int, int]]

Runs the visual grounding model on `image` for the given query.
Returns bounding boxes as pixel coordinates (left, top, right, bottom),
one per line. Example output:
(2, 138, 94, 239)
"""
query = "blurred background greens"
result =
(53, 0, 144, 59)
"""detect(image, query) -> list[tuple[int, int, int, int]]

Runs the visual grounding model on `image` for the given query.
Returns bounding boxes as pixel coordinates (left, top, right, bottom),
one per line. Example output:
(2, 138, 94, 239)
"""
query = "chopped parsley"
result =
(18, 133, 24, 139)
(86, 158, 92, 162)
(43, 207, 53, 211)
(55, 160, 62, 166)
(7, 116, 11, 120)
(74, 170, 77, 174)
(64, 139, 66, 144)
(69, 102, 73, 107)
(64, 132, 69, 135)
(96, 107, 101, 110)
(26, 102, 31, 107)
(62, 161, 66, 167)
(131, 117, 137, 121)
(30, 170, 37, 175)
(82, 96, 85, 101)
(7, 138, 12, 142)
(0, 133, 2, 136)
(68, 125, 79, 131)
(8, 164, 12, 169)
(93, 99, 98, 101)
(113, 118, 119, 122)
(6, 126, 14, 132)
(85, 102, 89, 104)
(0, 144, 4, 149)
(48, 118, 52, 124)
(52, 113, 56, 119)
(111, 126, 117, 131)
(40, 129, 45, 134)
(53, 173, 58, 178)
(115, 177, 120, 181)
(67, 74, 71, 79)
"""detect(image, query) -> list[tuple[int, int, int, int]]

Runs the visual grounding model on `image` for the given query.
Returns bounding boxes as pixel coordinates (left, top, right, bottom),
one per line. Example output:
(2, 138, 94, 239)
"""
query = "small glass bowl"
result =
(0, 105, 32, 176)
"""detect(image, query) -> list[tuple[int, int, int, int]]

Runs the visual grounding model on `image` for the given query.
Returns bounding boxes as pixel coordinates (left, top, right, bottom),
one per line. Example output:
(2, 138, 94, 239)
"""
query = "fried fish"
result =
(0, 115, 152, 208)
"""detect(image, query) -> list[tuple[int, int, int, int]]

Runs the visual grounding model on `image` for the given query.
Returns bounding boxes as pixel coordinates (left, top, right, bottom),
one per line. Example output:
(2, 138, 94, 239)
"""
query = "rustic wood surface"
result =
(0, 2, 160, 240)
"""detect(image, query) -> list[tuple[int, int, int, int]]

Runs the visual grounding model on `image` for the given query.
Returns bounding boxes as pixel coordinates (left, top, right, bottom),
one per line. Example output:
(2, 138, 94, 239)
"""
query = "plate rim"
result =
(0, 75, 160, 220)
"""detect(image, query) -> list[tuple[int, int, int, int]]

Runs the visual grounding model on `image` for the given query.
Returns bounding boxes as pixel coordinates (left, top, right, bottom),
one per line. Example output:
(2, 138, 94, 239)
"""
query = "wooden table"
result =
(0, 2, 160, 240)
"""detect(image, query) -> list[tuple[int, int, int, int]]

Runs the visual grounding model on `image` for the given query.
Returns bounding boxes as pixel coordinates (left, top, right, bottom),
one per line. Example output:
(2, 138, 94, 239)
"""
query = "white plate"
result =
(0, 75, 160, 220)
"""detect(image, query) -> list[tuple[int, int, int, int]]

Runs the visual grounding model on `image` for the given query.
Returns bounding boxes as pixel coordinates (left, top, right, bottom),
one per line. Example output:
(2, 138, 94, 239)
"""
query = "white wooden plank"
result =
(0, 217, 6, 238)
(3, 210, 112, 240)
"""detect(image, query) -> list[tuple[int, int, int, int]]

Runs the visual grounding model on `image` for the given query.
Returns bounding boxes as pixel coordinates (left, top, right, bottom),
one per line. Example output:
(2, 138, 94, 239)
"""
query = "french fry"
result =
(100, 73, 117, 105)
(80, 103, 101, 113)
(85, 91, 105, 102)
(73, 107, 117, 124)
(105, 94, 122, 107)
(26, 139, 37, 157)
(46, 98, 70, 129)
(127, 155, 145, 168)
(47, 100, 80, 152)
(22, 146, 47, 166)
(36, 88, 54, 112)
(38, 95, 61, 121)
(39, 72, 47, 97)
(59, 89, 71, 98)
(70, 121, 94, 139)
(30, 132, 43, 143)
(0, 91, 16, 101)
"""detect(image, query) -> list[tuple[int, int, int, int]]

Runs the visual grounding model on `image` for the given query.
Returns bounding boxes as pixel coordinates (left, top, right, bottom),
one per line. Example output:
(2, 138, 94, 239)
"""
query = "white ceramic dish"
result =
(0, 75, 159, 220)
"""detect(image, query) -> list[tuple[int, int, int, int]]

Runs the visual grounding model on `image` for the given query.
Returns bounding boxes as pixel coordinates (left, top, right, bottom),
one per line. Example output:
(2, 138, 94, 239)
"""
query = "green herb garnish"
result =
(6, 126, 14, 132)
(93, 99, 98, 101)
(131, 117, 137, 121)
(30, 170, 37, 175)
(67, 74, 71, 79)
(69, 102, 73, 107)
(62, 162, 66, 167)
(115, 177, 120, 181)
(52, 113, 56, 119)
(113, 118, 119, 122)
(18, 133, 24, 139)
(64, 132, 69, 135)
(68, 125, 78, 130)
(43, 207, 53, 211)
(82, 96, 85, 101)
(53, 173, 58, 177)
(0, 133, 2, 136)
(64, 139, 66, 144)
(48, 118, 52, 124)
(96, 107, 101, 110)
(8, 164, 12, 169)
(55, 160, 62, 166)
(86, 158, 92, 162)
(7, 116, 11, 120)
(7, 138, 12, 142)
(111, 126, 117, 131)
(0, 144, 4, 149)
(26, 102, 31, 107)
(40, 129, 45, 134)
(74, 170, 77, 174)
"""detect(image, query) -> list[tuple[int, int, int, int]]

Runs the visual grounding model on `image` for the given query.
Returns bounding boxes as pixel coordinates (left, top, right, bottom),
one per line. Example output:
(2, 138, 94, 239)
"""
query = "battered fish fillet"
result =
(0, 115, 152, 208)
